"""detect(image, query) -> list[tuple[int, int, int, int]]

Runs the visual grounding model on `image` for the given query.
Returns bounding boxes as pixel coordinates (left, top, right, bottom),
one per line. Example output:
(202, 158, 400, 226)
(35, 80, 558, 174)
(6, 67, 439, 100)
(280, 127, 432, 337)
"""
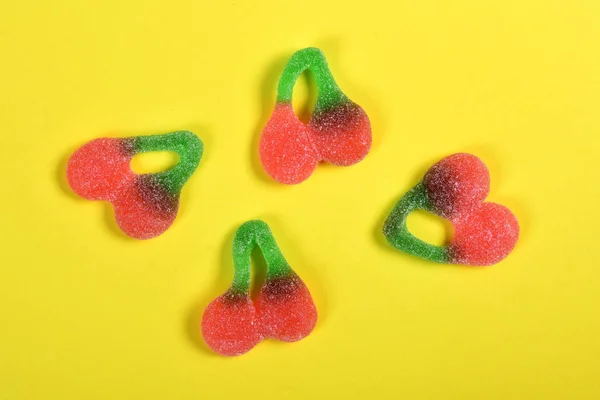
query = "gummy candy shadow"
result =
(383, 153, 520, 266)
(66, 130, 203, 240)
(201, 220, 318, 356)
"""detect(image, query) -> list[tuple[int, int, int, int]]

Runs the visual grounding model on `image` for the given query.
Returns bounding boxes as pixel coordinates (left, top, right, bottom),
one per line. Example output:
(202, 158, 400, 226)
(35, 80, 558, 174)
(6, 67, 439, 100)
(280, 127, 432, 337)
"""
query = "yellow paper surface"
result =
(1, 1, 599, 398)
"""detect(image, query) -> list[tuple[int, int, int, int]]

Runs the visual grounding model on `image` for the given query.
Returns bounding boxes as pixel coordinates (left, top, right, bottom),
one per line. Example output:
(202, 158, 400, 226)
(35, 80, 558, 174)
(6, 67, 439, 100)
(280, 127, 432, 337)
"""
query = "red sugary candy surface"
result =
(259, 102, 372, 184)
(68, 141, 177, 239)
(112, 176, 179, 240)
(259, 104, 319, 184)
(256, 275, 318, 342)
(260, 47, 372, 184)
(201, 221, 318, 356)
(308, 102, 372, 167)
(67, 138, 134, 201)
(449, 202, 520, 266)
(424, 153, 490, 219)
(66, 131, 202, 239)
(424, 153, 519, 266)
(201, 275, 318, 356)
(385, 152, 520, 266)
(201, 294, 262, 357)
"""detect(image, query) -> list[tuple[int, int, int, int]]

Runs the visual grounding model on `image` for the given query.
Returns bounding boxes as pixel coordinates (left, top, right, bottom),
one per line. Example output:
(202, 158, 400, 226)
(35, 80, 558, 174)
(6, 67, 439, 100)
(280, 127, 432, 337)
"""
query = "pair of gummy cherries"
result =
(66, 47, 520, 356)
(66, 48, 370, 239)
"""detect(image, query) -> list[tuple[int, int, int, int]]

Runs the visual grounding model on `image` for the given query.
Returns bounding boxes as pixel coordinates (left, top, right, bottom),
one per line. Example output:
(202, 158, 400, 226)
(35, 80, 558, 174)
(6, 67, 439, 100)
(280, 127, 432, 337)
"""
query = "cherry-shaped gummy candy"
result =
(66, 131, 203, 239)
(383, 153, 520, 266)
(259, 47, 372, 184)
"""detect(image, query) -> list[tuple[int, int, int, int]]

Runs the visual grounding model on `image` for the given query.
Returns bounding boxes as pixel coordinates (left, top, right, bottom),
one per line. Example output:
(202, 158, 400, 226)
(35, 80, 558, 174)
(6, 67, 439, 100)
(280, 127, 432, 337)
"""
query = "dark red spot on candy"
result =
(67, 138, 134, 201)
(449, 202, 520, 266)
(424, 153, 490, 219)
(256, 274, 317, 342)
(201, 293, 262, 357)
(112, 175, 179, 239)
(308, 102, 371, 166)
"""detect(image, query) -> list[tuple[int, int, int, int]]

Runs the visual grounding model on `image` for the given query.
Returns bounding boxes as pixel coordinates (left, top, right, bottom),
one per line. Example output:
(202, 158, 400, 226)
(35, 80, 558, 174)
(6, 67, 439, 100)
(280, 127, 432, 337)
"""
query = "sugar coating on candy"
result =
(112, 175, 180, 239)
(424, 153, 490, 219)
(67, 131, 202, 239)
(201, 293, 261, 357)
(260, 104, 319, 184)
(383, 183, 449, 263)
(201, 220, 317, 356)
(256, 274, 316, 342)
(259, 47, 372, 184)
(383, 153, 519, 266)
(450, 202, 519, 265)
(309, 102, 371, 166)
(67, 138, 134, 201)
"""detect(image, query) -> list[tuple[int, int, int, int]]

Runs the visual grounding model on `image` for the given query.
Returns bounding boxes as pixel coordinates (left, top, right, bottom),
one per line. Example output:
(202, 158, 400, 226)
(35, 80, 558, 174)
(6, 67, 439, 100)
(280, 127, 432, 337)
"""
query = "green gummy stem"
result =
(276, 47, 347, 113)
(383, 182, 450, 263)
(230, 220, 293, 294)
(132, 130, 203, 195)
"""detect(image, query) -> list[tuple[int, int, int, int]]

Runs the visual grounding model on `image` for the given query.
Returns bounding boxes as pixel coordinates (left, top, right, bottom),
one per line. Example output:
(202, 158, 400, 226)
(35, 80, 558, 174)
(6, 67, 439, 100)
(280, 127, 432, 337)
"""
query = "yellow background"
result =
(1, 0, 600, 398)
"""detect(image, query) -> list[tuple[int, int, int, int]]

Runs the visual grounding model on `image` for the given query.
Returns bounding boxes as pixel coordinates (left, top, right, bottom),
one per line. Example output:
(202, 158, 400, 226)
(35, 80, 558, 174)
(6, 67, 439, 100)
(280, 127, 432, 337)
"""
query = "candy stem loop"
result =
(134, 130, 203, 194)
(231, 220, 292, 293)
(276, 47, 346, 110)
(383, 183, 449, 263)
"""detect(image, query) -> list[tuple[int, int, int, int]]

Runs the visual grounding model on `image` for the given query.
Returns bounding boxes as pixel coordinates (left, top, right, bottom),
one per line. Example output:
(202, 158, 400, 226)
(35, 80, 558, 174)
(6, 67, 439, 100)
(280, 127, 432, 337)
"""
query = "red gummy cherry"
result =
(112, 176, 179, 240)
(384, 153, 519, 266)
(424, 153, 490, 219)
(201, 293, 262, 357)
(67, 138, 134, 201)
(449, 202, 519, 266)
(67, 131, 202, 239)
(308, 102, 372, 166)
(256, 275, 317, 342)
(259, 104, 319, 184)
